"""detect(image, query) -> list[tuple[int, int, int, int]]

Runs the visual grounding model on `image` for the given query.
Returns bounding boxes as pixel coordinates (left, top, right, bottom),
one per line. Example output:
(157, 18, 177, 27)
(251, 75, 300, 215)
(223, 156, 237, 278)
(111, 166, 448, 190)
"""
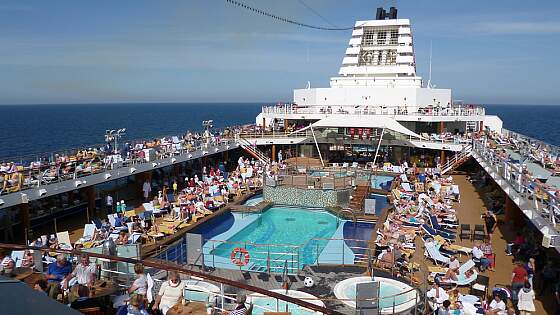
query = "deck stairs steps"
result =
(237, 137, 271, 165)
(349, 184, 369, 211)
(441, 145, 473, 174)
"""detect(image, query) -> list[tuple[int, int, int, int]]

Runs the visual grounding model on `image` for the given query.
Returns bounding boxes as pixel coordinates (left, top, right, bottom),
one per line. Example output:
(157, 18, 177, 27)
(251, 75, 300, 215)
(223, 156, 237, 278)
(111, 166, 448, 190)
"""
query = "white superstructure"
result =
(292, 7, 451, 111)
(257, 7, 502, 135)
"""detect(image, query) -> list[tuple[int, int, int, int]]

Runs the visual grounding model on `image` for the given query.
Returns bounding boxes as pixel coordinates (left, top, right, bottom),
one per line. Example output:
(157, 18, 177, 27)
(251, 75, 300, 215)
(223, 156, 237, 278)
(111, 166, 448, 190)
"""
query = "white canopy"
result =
(311, 116, 424, 139)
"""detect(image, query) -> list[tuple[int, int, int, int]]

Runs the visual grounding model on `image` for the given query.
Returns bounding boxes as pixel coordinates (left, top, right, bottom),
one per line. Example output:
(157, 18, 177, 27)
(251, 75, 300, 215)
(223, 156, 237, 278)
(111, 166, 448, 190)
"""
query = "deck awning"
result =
(311, 116, 424, 139)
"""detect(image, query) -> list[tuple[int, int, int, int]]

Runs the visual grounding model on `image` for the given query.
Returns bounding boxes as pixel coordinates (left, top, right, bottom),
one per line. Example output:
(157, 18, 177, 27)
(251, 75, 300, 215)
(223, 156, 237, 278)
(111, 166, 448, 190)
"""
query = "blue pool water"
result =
(243, 194, 263, 206)
(371, 175, 394, 191)
(344, 282, 409, 309)
(368, 193, 389, 215)
(251, 296, 316, 315)
(210, 207, 339, 267)
(308, 170, 347, 178)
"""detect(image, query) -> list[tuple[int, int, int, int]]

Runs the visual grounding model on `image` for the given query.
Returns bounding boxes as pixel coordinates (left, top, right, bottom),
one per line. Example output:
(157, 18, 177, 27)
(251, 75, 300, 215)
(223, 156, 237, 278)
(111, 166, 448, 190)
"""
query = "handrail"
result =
(261, 103, 485, 117)
(341, 208, 357, 223)
(0, 243, 343, 315)
(471, 137, 560, 238)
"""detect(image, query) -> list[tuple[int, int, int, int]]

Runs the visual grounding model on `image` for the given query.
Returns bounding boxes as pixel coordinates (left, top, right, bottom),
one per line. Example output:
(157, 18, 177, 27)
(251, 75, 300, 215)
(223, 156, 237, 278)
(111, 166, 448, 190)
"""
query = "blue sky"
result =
(0, 0, 559, 105)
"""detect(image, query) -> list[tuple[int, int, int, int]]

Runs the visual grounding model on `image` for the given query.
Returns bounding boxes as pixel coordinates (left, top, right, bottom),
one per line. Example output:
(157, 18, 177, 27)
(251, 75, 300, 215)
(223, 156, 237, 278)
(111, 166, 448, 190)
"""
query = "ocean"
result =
(0, 103, 558, 160)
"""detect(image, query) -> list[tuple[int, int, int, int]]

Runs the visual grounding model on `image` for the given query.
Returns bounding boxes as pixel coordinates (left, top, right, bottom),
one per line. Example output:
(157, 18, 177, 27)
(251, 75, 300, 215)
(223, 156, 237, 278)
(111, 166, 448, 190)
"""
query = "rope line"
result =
(224, 0, 355, 31)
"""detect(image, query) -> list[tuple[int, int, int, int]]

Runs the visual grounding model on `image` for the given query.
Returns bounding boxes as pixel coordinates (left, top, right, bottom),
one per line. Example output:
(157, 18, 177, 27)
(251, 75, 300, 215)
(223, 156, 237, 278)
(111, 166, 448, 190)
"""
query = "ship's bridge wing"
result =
(311, 115, 424, 139)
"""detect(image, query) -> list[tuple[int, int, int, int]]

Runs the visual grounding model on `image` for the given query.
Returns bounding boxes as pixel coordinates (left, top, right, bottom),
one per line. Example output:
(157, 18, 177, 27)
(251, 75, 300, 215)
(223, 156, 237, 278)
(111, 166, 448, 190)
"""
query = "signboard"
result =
(364, 198, 376, 215)
(186, 233, 203, 266)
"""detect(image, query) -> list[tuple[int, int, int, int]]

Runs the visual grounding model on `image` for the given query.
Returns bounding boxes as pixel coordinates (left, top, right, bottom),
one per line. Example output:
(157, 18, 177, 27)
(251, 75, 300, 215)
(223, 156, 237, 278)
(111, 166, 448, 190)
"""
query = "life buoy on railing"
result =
(230, 247, 250, 266)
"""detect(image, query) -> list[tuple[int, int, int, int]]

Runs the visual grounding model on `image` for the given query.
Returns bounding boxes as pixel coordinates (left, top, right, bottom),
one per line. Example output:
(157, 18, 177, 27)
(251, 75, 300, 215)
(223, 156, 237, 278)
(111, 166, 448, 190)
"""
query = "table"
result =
(167, 301, 208, 315)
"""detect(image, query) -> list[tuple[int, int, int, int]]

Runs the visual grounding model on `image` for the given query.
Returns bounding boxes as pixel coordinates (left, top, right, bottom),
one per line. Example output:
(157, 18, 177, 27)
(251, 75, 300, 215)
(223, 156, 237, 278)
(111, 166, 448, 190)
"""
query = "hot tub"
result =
(333, 276, 418, 314)
(248, 289, 325, 315)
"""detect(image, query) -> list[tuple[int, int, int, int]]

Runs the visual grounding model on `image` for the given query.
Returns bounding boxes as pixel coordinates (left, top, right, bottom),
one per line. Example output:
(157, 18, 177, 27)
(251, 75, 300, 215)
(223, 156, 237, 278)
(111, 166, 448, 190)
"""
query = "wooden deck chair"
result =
(158, 225, 174, 235)
(5, 173, 23, 193)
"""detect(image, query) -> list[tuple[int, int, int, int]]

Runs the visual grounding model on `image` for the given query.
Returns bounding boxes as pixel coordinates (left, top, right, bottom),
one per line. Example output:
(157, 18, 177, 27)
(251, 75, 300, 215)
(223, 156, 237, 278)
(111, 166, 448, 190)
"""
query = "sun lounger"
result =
(11, 251, 25, 268)
(422, 224, 455, 241)
(401, 182, 413, 192)
(437, 260, 478, 286)
(130, 233, 142, 244)
(92, 218, 103, 229)
(56, 231, 73, 249)
(429, 216, 457, 234)
(399, 174, 408, 182)
(424, 241, 450, 265)
(82, 224, 96, 240)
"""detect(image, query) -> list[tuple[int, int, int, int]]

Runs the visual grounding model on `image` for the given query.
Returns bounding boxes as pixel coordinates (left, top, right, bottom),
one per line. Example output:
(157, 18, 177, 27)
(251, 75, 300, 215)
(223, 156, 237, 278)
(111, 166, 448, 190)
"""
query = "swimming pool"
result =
(243, 194, 263, 206)
(371, 175, 394, 191)
(333, 276, 418, 313)
(209, 207, 340, 271)
(368, 193, 389, 215)
(308, 170, 347, 178)
(248, 290, 325, 315)
(192, 206, 375, 272)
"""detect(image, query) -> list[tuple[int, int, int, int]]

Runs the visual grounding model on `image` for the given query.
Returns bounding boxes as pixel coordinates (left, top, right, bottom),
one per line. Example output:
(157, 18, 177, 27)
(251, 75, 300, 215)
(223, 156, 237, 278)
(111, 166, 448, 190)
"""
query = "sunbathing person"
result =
(116, 231, 129, 245)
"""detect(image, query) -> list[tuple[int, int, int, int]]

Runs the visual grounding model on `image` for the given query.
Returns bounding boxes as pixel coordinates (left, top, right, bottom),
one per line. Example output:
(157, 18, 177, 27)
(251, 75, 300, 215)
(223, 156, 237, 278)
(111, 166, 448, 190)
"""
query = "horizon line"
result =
(0, 101, 559, 106)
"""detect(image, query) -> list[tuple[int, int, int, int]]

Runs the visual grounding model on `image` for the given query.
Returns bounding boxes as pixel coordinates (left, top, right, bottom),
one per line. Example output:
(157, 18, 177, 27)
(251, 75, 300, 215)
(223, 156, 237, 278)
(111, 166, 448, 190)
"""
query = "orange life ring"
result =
(230, 247, 250, 266)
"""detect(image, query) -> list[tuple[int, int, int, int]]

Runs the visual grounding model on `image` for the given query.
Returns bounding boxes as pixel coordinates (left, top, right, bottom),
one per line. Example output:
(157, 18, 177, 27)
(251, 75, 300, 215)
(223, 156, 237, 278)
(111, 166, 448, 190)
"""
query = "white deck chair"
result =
(439, 260, 478, 286)
(401, 182, 413, 192)
(425, 241, 450, 265)
(130, 233, 142, 244)
(399, 174, 409, 182)
(107, 214, 116, 227)
(11, 251, 25, 268)
(56, 231, 73, 249)
(126, 222, 134, 234)
(146, 273, 154, 303)
(342, 162, 349, 168)
(351, 162, 359, 168)
(82, 224, 96, 240)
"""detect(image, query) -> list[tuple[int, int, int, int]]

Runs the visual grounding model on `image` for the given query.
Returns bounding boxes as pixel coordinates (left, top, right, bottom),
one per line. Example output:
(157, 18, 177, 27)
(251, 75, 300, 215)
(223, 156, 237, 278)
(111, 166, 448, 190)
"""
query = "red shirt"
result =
(512, 266, 528, 283)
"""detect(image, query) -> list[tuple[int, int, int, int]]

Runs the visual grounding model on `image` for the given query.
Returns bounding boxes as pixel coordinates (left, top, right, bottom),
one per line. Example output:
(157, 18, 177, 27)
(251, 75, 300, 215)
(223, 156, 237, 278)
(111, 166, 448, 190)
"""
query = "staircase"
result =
(349, 184, 369, 211)
(441, 145, 473, 174)
(237, 136, 271, 165)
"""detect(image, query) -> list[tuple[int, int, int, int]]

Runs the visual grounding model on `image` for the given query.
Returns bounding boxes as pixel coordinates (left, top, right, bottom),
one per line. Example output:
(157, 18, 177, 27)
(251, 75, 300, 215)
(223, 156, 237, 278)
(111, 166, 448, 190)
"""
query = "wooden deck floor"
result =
(437, 174, 551, 313)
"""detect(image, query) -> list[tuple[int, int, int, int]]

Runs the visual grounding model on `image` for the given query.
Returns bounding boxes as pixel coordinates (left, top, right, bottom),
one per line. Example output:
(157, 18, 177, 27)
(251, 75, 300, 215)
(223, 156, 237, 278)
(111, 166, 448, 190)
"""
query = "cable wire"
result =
(296, 0, 338, 28)
(224, 0, 354, 31)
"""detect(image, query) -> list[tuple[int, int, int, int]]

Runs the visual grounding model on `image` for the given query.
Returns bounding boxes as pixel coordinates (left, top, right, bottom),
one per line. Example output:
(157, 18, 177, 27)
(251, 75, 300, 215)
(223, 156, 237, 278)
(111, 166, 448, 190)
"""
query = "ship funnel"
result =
(375, 7, 398, 20)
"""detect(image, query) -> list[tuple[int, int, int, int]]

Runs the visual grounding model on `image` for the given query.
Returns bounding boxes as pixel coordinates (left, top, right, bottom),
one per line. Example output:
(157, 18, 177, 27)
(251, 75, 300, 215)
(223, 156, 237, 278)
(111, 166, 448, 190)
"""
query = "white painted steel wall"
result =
(293, 86, 451, 109)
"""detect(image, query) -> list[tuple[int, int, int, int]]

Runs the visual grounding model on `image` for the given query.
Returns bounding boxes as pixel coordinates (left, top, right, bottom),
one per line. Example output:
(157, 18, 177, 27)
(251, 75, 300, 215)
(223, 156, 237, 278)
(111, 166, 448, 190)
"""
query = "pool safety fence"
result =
(0, 244, 342, 315)
(154, 234, 379, 274)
